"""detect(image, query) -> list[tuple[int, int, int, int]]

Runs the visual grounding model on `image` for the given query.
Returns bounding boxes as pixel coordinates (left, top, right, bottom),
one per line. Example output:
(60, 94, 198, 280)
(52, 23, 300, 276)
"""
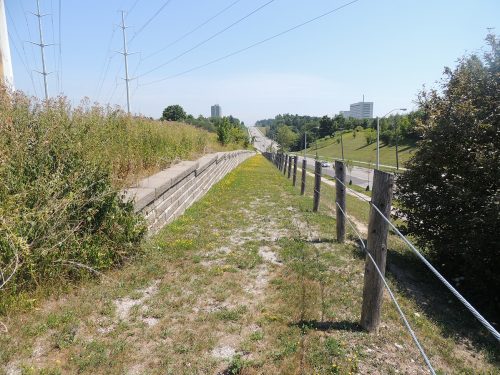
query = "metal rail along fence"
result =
(262, 151, 499, 375)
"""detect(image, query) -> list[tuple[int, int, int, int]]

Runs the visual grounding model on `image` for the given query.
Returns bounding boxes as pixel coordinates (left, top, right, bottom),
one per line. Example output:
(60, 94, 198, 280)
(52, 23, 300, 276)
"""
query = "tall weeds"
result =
(0, 88, 231, 309)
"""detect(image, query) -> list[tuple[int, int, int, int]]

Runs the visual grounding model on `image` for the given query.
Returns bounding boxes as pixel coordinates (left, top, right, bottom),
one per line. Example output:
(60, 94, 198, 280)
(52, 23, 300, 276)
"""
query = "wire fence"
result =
(336, 202, 436, 375)
(332, 173, 500, 343)
(262, 151, 500, 374)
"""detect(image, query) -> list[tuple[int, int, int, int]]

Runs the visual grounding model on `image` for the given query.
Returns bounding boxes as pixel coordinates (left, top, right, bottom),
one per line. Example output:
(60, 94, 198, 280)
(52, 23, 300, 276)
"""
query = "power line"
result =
(58, 0, 62, 91)
(140, 0, 360, 86)
(5, 1, 40, 95)
(118, 11, 132, 114)
(127, 0, 141, 17)
(30, 0, 53, 101)
(129, 0, 173, 43)
(143, 0, 244, 61)
(137, 0, 276, 79)
(6, 27, 38, 96)
(96, 27, 117, 100)
(50, 0, 59, 92)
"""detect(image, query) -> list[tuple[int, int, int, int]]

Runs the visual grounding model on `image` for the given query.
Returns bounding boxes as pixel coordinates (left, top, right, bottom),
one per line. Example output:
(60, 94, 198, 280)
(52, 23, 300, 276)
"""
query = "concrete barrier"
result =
(122, 150, 254, 234)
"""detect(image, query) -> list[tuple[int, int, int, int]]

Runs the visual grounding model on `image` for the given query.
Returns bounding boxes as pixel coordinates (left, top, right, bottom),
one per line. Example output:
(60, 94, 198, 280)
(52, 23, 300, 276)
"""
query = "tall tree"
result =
(161, 105, 187, 121)
(319, 116, 334, 138)
(396, 34, 500, 316)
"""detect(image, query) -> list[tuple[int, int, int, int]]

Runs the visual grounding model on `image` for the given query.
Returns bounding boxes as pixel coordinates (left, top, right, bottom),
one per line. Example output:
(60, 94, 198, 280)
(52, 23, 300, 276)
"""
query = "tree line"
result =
(256, 112, 422, 151)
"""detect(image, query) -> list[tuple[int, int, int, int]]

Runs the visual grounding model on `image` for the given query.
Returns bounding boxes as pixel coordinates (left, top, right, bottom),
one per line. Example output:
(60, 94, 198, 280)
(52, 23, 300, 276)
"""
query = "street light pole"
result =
(304, 132, 307, 159)
(376, 117, 380, 169)
(376, 108, 407, 169)
(340, 131, 344, 160)
(315, 126, 320, 160)
(395, 122, 400, 170)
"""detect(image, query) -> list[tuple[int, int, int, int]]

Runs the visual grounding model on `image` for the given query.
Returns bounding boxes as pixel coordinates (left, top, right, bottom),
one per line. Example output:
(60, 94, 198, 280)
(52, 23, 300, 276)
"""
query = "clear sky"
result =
(5, 0, 500, 125)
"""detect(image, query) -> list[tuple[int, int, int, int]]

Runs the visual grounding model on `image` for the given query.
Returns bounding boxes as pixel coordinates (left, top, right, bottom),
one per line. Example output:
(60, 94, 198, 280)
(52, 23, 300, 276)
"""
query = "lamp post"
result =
(304, 131, 307, 159)
(315, 126, 320, 160)
(340, 130, 344, 160)
(376, 108, 407, 169)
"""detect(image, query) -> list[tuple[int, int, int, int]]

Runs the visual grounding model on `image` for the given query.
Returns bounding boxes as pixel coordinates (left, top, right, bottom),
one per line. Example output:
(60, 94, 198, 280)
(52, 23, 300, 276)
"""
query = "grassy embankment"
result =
(1, 155, 497, 374)
(302, 129, 416, 169)
(0, 90, 241, 312)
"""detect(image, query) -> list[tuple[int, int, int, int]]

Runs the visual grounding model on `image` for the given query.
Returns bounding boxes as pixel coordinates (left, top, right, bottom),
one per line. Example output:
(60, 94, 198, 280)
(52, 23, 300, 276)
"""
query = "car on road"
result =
(321, 161, 331, 168)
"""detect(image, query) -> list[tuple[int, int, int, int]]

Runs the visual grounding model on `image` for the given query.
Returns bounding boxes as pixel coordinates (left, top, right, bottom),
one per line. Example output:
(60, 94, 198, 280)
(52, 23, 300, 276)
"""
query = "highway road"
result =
(249, 127, 373, 189)
(248, 126, 277, 152)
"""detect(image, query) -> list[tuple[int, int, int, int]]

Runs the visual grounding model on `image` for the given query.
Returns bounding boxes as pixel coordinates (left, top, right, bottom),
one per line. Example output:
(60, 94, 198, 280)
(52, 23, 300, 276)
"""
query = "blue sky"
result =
(5, 0, 500, 125)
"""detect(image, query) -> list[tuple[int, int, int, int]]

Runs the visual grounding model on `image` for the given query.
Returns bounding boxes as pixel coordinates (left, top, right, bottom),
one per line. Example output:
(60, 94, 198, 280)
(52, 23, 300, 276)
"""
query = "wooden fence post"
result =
(335, 161, 346, 243)
(301, 159, 307, 195)
(283, 154, 288, 175)
(287, 156, 292, 179)
(293, 156, 298, 187)
(360, 169, 395, 332)
(313, 160, 322, 212)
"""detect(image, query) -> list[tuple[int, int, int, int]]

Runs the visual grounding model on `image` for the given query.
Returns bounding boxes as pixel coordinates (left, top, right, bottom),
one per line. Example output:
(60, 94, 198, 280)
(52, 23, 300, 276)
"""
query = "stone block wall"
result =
(123, 150, 254, 234)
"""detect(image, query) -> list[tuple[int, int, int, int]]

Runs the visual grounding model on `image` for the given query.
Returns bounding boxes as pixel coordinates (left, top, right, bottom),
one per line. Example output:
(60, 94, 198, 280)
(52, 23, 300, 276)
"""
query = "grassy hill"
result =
(303, 129, 416, 168)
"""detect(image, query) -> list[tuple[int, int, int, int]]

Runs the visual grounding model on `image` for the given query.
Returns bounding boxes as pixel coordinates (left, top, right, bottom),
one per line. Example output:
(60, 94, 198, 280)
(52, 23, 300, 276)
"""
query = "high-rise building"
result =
(339, 101, 373, 119)
(211, 104, 221, 118)
(349, 102, 373, 119)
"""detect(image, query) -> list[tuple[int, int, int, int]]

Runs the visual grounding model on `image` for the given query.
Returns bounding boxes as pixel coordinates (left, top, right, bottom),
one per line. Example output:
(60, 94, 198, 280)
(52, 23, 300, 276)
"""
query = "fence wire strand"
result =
(336, 202, 436, 375)
(368, 201, 500, 342)
(267, 153, 500, 342)
(330, 166, 500, 342)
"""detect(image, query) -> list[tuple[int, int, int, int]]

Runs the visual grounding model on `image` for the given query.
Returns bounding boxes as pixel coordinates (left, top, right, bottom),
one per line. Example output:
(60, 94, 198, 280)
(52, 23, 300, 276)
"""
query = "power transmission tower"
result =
(118, 10, 132, 114)
(30, 0, 52, 100)
(0, 0, 14, 87)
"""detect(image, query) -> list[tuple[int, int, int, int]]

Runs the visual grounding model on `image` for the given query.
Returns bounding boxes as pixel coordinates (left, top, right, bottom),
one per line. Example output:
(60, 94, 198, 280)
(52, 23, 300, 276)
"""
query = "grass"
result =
(1, 156, 497, 374)
(0, 88, 244, 311)
(303, 129, 416, 168)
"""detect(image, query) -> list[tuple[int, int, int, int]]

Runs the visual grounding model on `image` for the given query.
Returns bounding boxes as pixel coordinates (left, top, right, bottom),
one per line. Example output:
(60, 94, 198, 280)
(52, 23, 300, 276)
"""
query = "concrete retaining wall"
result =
(123, 150, 254, 234)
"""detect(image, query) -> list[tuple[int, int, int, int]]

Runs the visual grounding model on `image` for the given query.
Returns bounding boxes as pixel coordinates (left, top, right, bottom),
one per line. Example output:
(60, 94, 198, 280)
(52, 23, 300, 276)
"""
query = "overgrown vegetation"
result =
(397, 34, 500, 319)
(1, 156, 496, 373)
(0, 90, 234, 308)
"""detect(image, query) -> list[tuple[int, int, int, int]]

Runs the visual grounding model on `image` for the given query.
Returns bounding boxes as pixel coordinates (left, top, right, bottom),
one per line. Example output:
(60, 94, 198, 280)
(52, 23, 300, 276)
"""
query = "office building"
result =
(348, 101, 373, 119)
(211, 104, 222, 118)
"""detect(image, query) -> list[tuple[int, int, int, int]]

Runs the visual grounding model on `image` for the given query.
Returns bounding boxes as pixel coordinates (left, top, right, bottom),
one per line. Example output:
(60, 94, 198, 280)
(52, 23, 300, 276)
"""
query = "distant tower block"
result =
(211, 104, 222, 118)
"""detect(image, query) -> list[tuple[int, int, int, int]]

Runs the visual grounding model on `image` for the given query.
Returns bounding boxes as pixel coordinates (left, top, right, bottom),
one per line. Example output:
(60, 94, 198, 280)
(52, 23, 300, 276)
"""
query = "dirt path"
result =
(1, 156, 496, 375)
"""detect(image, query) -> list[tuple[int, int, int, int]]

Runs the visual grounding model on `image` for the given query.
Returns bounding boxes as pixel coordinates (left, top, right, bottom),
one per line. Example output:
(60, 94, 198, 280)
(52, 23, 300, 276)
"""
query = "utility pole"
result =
(119, 11, 131, 114)
(0, 0, 14, 87)
(32, 0, 51, 101)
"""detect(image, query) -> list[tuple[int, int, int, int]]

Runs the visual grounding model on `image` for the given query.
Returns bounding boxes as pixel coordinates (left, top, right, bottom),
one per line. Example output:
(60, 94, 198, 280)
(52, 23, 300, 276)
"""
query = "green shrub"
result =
(0, 90, 229, 306)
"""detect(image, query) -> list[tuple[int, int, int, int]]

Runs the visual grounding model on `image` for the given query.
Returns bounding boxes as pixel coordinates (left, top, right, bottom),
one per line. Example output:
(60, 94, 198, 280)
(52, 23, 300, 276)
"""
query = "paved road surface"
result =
(249, 127, 372, 189)
(248, 127, 277, 153)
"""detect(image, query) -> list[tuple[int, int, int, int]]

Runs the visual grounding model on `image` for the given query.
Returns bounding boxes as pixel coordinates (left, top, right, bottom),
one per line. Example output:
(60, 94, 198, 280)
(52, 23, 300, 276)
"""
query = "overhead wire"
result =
(139, 0, 360, 86)
(143, 0, 244, 61)
(137, 0, 277, 79)
(4, 4, 38, 95)
(50, 0, 59, 93)
(127, 0, 141, 17)
(129, 0, 174, 43)
(96, 27, 118, 101)
(58, 0, 62, 91)
(20, 0, 44, 95)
